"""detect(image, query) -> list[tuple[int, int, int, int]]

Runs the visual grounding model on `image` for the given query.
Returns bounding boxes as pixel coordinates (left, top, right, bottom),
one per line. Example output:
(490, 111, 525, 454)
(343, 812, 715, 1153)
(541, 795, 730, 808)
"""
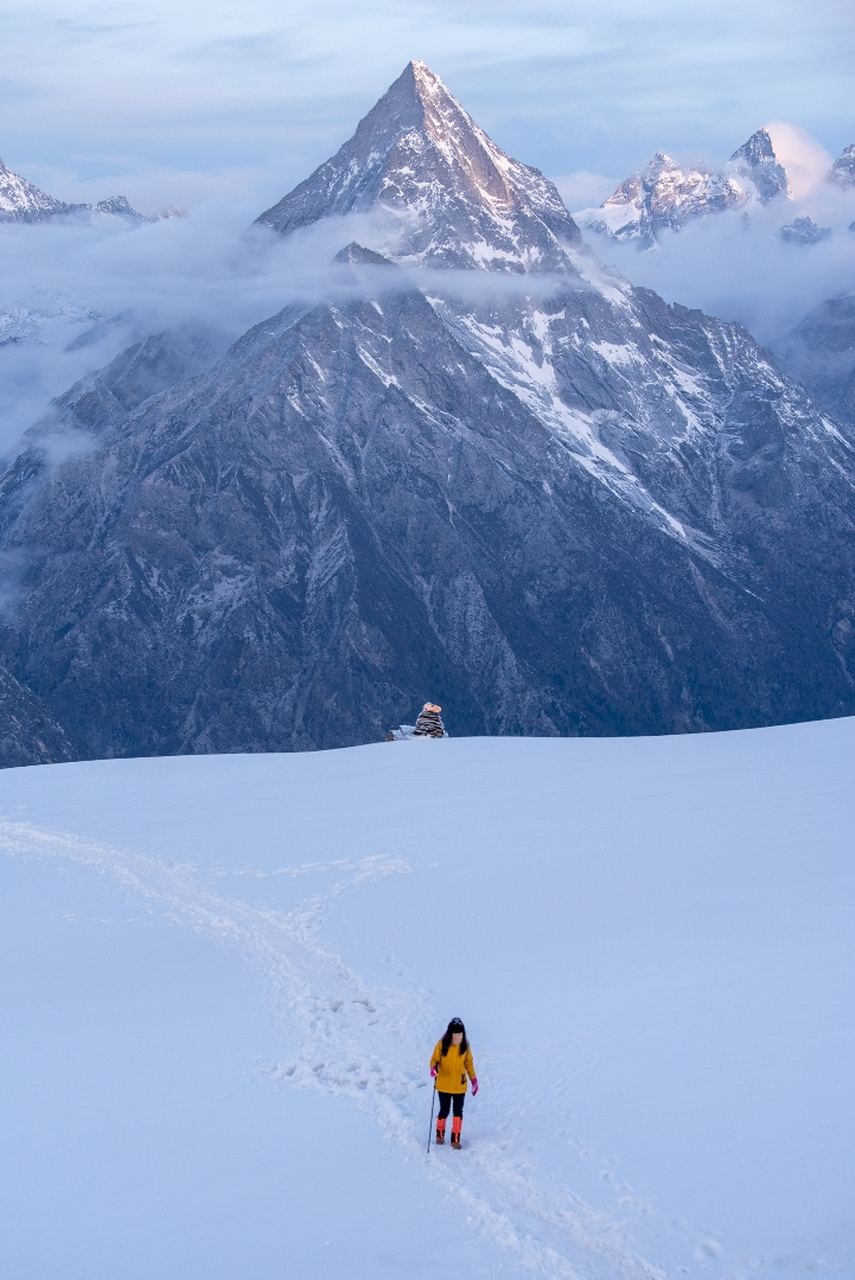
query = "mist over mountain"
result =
(255, 61, 582, 272)
(829, 145, 855, 190)
(772, 290, 855, 426)
(575, 128, 854, 251)
(0, 155, 151, 226)
(1, 63, 855, 765)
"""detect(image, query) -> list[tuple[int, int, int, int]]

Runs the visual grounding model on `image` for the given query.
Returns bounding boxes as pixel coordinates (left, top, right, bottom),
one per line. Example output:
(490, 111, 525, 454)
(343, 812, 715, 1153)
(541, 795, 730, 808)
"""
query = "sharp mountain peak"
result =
(255, 61, 581, 271)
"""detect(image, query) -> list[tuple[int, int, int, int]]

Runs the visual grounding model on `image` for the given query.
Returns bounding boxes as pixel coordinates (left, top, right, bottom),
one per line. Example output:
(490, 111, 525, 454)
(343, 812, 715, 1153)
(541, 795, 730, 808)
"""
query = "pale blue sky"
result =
(2, 0, 854, 214)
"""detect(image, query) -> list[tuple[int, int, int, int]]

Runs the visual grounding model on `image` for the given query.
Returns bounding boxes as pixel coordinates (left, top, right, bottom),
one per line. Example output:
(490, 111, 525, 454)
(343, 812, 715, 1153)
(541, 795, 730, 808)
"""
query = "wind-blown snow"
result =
(2, 721, 854, 1278)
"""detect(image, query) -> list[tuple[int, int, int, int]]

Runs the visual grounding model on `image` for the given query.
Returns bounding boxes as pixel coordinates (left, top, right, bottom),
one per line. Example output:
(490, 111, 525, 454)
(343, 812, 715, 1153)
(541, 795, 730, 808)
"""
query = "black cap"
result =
(448, 1017, 464, 1030)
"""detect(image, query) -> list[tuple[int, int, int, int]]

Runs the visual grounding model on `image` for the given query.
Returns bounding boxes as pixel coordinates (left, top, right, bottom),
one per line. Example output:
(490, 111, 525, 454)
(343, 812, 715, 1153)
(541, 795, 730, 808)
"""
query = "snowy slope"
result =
(2, 722, 854, 1279)
(256, 60, 582, 271)
(5, 63, 855, 762)
(0, 154, 149, 224)
(575, 130, 789, 247)
(0, 156, 73, 221)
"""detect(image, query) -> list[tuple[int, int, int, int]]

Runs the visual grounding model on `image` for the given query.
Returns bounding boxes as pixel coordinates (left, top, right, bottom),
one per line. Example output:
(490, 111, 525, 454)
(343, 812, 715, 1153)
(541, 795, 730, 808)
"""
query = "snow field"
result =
(2, 719, 855, 1278)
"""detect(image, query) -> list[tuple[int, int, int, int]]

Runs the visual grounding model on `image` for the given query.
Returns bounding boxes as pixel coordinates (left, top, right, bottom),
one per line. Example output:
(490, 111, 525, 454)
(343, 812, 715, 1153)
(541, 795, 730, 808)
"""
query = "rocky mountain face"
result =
(0, 155, 148, 224)
(1, 63, 855, 764)
(829, 144, 855, 190)
(772, 290, 855, 425)
(778, 216, 831, 246)
(256, 61, 580, 272)
(576, 128, 789, 246)
(0, 665, 75, 766)
(726, 129, 789, 203)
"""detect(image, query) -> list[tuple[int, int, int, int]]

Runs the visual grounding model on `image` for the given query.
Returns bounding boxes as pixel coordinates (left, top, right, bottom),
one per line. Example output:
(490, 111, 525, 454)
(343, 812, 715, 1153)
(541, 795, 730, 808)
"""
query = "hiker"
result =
(430, 1017, 478, 1148)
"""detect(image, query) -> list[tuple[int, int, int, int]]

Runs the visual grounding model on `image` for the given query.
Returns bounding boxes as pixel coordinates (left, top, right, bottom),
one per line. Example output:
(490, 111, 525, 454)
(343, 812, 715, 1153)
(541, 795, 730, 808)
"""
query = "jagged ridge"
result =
(0, 155, 150, 224)
(1, 65, 855, 764)
(256, 60, 581, 272)
(576, 128, 790, 246)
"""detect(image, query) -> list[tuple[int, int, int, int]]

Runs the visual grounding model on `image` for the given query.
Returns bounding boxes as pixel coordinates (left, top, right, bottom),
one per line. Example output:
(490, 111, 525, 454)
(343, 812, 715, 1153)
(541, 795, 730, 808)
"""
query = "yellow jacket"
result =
(430, 1040, 476, 1094)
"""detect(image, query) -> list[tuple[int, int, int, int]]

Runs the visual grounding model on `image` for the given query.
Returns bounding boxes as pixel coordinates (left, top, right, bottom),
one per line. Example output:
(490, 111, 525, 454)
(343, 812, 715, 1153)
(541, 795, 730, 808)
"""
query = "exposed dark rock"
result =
(1, 65, 855, 764)
(771, 290, 855, 425)
(829, 144, 855, 190)
(778, 217, 832, 246)
(0, 663, 76, 767)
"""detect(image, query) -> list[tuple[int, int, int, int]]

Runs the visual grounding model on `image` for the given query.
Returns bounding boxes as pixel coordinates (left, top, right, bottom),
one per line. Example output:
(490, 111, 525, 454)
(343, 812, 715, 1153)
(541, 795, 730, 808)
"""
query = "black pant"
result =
(437, 1092, 464, 1120)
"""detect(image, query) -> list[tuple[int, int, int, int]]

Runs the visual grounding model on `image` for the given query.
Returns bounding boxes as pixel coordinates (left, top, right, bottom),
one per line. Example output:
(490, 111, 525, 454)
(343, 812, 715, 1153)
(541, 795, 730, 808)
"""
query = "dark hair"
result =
(440, 1018, 468, 1057)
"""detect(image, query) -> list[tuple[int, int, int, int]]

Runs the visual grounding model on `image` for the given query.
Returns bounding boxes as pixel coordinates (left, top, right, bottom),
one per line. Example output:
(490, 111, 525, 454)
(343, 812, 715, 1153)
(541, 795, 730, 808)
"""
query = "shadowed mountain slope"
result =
(1, 64, 855, 763)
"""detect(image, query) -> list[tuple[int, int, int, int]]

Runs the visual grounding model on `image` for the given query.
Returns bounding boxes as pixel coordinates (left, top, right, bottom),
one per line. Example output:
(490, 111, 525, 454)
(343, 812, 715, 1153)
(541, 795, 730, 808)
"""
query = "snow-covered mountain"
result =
(256, 60, 581, 271)
(1, 63, 855, 764)
(725, 128, 790, 202)
(576, 128, 790, 246)
(778, 215, 832, 246)
(829, 143, 855, 189)
(0, 155, 148, 224)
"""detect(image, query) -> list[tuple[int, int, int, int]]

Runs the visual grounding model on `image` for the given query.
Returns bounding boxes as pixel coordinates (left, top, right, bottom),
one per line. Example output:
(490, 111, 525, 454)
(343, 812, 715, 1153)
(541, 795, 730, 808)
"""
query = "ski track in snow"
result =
(1, 819, 670, 1280)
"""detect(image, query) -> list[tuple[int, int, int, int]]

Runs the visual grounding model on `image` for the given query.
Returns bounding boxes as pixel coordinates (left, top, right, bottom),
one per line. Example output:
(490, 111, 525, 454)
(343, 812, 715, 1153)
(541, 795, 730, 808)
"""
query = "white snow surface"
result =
(0, 157, 67, 219)
(2, 721, 854, 1278)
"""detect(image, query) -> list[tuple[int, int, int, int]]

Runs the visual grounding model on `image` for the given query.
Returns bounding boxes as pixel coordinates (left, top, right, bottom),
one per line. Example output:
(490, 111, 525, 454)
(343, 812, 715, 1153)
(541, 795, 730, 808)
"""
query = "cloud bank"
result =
(764, 122, 834, 199)
(0, 202, 594, 457)
(586, 185, 855, 346)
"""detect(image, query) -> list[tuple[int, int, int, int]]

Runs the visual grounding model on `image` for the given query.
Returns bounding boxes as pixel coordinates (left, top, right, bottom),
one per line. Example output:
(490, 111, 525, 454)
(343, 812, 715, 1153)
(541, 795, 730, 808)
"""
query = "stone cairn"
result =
(413, 702, 447, 737)
(385, 702, 448, 741)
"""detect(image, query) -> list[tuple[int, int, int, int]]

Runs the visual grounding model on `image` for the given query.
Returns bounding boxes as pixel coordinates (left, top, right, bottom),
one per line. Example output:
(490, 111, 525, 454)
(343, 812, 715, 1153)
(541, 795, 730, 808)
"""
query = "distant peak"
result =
(254, 60, 581, 269)
(729, 127, 776, 165)
(829, 143, 855, 190)
(407, 59, 442, 83)
(726, 128, 788, 201)
(646, 152, 680, 175)
(407, 60, 452, 99)
(333, 242, 396, 266)
(375, 59, 460, 128)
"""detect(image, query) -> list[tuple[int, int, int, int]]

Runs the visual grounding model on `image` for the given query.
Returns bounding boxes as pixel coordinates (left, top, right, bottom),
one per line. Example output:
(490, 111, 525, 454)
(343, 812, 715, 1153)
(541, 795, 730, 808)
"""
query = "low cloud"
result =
(764, 121, 834, 198)
(2, 165, 854, 469)
(586, 186, 855, 345)
(0, 201, 594, 458)
(0, 203, 352, 454)
(17, 160, 283, 220)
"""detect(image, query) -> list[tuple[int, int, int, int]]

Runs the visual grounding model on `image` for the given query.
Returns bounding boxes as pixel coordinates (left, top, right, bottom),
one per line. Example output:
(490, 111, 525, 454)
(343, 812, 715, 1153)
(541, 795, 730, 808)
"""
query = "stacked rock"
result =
(412, 702, 447, 738)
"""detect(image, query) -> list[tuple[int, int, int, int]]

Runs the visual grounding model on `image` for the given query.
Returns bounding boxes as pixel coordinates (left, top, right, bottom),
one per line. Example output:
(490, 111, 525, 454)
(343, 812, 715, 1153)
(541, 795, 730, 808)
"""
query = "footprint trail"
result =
(1, 819, 669, 1280)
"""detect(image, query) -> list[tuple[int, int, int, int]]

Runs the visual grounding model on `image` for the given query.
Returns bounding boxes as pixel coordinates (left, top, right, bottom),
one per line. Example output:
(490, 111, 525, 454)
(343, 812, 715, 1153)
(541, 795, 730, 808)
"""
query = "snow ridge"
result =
(0, 817, 668, 1280)
(0, 155, 149, 224)
(575, 128, 789, 246)
(255, 61, 582, 273)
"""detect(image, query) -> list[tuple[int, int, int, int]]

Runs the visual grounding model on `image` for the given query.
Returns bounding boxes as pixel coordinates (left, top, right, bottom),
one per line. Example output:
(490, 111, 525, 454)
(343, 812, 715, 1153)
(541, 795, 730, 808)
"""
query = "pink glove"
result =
(471, 1077, 479, 1095)
(430, 1066, 437, 1078)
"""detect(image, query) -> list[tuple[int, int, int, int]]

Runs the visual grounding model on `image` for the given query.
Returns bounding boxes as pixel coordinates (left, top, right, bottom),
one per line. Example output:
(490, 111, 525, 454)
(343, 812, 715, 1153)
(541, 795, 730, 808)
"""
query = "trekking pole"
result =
(427, 1082, 437, 1153)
